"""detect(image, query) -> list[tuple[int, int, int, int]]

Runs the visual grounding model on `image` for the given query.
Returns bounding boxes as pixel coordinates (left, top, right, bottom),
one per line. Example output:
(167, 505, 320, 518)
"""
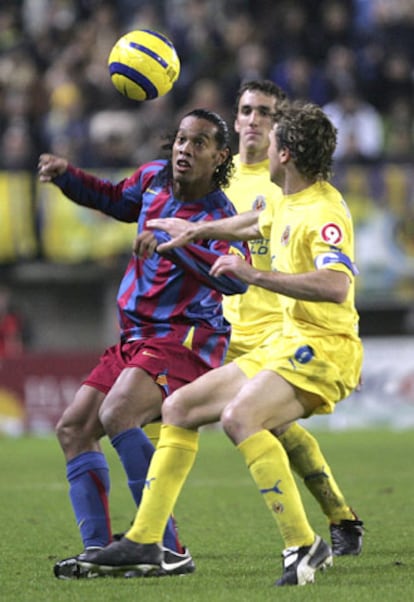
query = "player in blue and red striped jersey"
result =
(80, 102, 363, 587)
(38, 108, 249, 579)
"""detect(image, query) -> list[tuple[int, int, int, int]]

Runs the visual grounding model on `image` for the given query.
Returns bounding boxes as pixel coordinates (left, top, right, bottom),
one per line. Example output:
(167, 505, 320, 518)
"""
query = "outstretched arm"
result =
(38, 153, 142, 223)
(38, 154, 68, 181)
(143, 210, 261, 253)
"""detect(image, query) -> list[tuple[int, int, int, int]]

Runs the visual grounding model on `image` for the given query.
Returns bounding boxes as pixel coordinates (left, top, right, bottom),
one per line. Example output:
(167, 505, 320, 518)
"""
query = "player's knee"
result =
(98, 400, 124, 434)
(55, 416, 85, 454)
(221, 403, 245, 443)
(162, 393, 192, 427)
(55, 416, 68, 447)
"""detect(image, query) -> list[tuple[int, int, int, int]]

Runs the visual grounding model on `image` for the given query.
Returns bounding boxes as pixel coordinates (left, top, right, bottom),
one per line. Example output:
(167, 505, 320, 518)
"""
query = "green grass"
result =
(1, 429, 414, 601)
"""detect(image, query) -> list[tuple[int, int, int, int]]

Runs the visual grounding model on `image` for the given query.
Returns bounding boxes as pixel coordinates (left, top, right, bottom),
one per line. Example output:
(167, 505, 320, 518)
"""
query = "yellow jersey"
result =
(259, 180, 360, 340)
(223, 155, 283, 337)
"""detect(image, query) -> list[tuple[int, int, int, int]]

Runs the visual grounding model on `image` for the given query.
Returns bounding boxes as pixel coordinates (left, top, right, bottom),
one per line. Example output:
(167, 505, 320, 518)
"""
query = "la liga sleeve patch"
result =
(320, 222, 343, 245)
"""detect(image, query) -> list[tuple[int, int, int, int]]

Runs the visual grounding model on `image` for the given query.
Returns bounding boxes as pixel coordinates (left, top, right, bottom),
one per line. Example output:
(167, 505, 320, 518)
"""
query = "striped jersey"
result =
(53, 159, 249, 367)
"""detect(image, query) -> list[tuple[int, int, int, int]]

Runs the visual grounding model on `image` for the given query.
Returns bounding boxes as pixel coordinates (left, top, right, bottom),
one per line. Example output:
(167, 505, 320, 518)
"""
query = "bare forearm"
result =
(242, 268, 350, 303)
(193, 210, 260, 241)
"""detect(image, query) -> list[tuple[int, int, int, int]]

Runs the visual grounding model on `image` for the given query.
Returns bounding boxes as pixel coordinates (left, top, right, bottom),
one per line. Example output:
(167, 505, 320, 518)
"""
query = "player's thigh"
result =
(100, 366, 163, 429)
(162, 361, 250, 429)
(56, 384, 106, 446)
(222, 370, 307, 438)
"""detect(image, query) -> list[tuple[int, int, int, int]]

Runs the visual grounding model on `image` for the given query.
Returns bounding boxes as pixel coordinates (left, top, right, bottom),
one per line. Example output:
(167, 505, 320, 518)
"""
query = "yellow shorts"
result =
(234, 334, 363, 414)
(225, 326, 282, 363)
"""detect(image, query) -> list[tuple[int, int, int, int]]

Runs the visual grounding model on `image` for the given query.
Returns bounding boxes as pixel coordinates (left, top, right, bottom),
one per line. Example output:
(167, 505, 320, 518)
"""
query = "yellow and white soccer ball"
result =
(108, 29, 181, 101)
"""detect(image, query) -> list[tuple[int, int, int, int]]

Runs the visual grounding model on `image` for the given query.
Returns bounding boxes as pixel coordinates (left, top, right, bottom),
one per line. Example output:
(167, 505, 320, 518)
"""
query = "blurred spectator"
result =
(130, 94, 176, 164)
(0, 1, 409, 168)
(372, 0, 414, 61)
(221, 40, 271, 107)
(40, 81, 90, 166)
(312, 0, 355, 62)
(261, 2, 317, 63)
(166, 0, 227, 106)
(324, 45, 360, 98)
(271, 55, 330, 106)
(179, 77, 231, 125)
(382, 97, 414, 162)
(88, 109, 140, 167)
(0, 1, 410, 176)
(0, 286, 29, 357)
(323, 87, 384, 163)
(0, 120, 36, 170)
(373, 52, 414, 112)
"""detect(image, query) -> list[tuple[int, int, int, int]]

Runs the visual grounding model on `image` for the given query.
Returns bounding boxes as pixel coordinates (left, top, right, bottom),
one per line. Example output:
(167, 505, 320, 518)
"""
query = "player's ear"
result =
(216, 146, 230, 168)
(279, 146, 290, 164)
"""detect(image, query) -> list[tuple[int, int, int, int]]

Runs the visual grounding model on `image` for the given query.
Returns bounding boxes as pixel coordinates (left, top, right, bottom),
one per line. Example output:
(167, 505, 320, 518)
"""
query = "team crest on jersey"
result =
(228, 245, 246, 258)
(320, 222, 343, 245)
(294, 345, 314, 364)
(252, 195, 266, 211)
(281, 225, 291, 246)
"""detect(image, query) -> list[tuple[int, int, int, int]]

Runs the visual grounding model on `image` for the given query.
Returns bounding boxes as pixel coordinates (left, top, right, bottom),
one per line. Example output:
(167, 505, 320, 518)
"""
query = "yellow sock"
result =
(279, 423, 355, 524)
(143, 421, 161, 448)
(238, 430, 314, 549)
(127, 424, 199, 544)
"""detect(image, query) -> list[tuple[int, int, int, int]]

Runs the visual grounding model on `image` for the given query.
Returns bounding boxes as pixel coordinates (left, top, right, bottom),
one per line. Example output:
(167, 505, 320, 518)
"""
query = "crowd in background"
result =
(0, 0, 413, 171)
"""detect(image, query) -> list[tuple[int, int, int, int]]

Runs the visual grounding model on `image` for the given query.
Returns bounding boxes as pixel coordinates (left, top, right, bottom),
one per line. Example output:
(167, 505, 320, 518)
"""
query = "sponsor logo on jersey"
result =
(143, 350, 161, 359)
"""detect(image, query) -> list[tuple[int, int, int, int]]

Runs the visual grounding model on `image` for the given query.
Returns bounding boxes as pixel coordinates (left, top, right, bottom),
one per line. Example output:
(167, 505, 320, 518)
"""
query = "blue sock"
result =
(111, 427, 181, 552)
(66, 451, 111, 549)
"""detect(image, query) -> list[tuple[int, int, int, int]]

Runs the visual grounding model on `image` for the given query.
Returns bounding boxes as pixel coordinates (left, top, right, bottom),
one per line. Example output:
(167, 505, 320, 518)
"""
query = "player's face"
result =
(234, 90, 277, 159)
(172, 116, 228, 190)
(268, 124, 284, 186)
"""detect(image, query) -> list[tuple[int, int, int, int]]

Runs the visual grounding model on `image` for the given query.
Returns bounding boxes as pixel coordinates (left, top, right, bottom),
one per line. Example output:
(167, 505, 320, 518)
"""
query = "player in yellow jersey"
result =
(80, 102, 364, 586)
(223, 81, 363, 558)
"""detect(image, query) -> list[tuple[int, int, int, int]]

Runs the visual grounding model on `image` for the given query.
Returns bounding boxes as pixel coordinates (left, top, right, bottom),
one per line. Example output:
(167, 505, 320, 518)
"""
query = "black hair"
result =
(159, 108, 234, 188)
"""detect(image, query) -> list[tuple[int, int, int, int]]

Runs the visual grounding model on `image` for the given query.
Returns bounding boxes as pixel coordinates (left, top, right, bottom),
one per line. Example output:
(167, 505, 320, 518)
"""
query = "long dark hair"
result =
(159, 108, 234, 189)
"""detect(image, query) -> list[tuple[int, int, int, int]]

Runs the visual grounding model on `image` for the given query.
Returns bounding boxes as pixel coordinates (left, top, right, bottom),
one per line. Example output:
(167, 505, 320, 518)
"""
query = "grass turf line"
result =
(1, 429, 413, 601)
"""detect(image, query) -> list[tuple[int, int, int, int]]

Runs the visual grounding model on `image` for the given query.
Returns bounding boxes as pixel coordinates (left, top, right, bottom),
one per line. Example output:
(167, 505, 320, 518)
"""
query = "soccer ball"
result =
(108, 29, 180, 101)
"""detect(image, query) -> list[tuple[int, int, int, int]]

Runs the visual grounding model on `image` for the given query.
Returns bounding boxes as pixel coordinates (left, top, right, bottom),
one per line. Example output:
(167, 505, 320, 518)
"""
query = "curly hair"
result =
(274, 102, 337, 181)
(159, 108, 234, 189)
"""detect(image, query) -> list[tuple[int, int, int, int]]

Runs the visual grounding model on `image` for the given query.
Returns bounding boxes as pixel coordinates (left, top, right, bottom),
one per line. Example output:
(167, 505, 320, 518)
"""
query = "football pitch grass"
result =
(2, 428, 413, 601)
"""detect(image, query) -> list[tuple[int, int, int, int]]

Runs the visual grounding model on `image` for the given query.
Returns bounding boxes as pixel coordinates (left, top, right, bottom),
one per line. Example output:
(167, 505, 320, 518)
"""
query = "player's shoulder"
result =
(127, 159, 168, 191)
(320, 182, 352, 217)
(206, 189, 239, 217)
(308, 181, 344, 209)
(138, 159, 168, 178)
